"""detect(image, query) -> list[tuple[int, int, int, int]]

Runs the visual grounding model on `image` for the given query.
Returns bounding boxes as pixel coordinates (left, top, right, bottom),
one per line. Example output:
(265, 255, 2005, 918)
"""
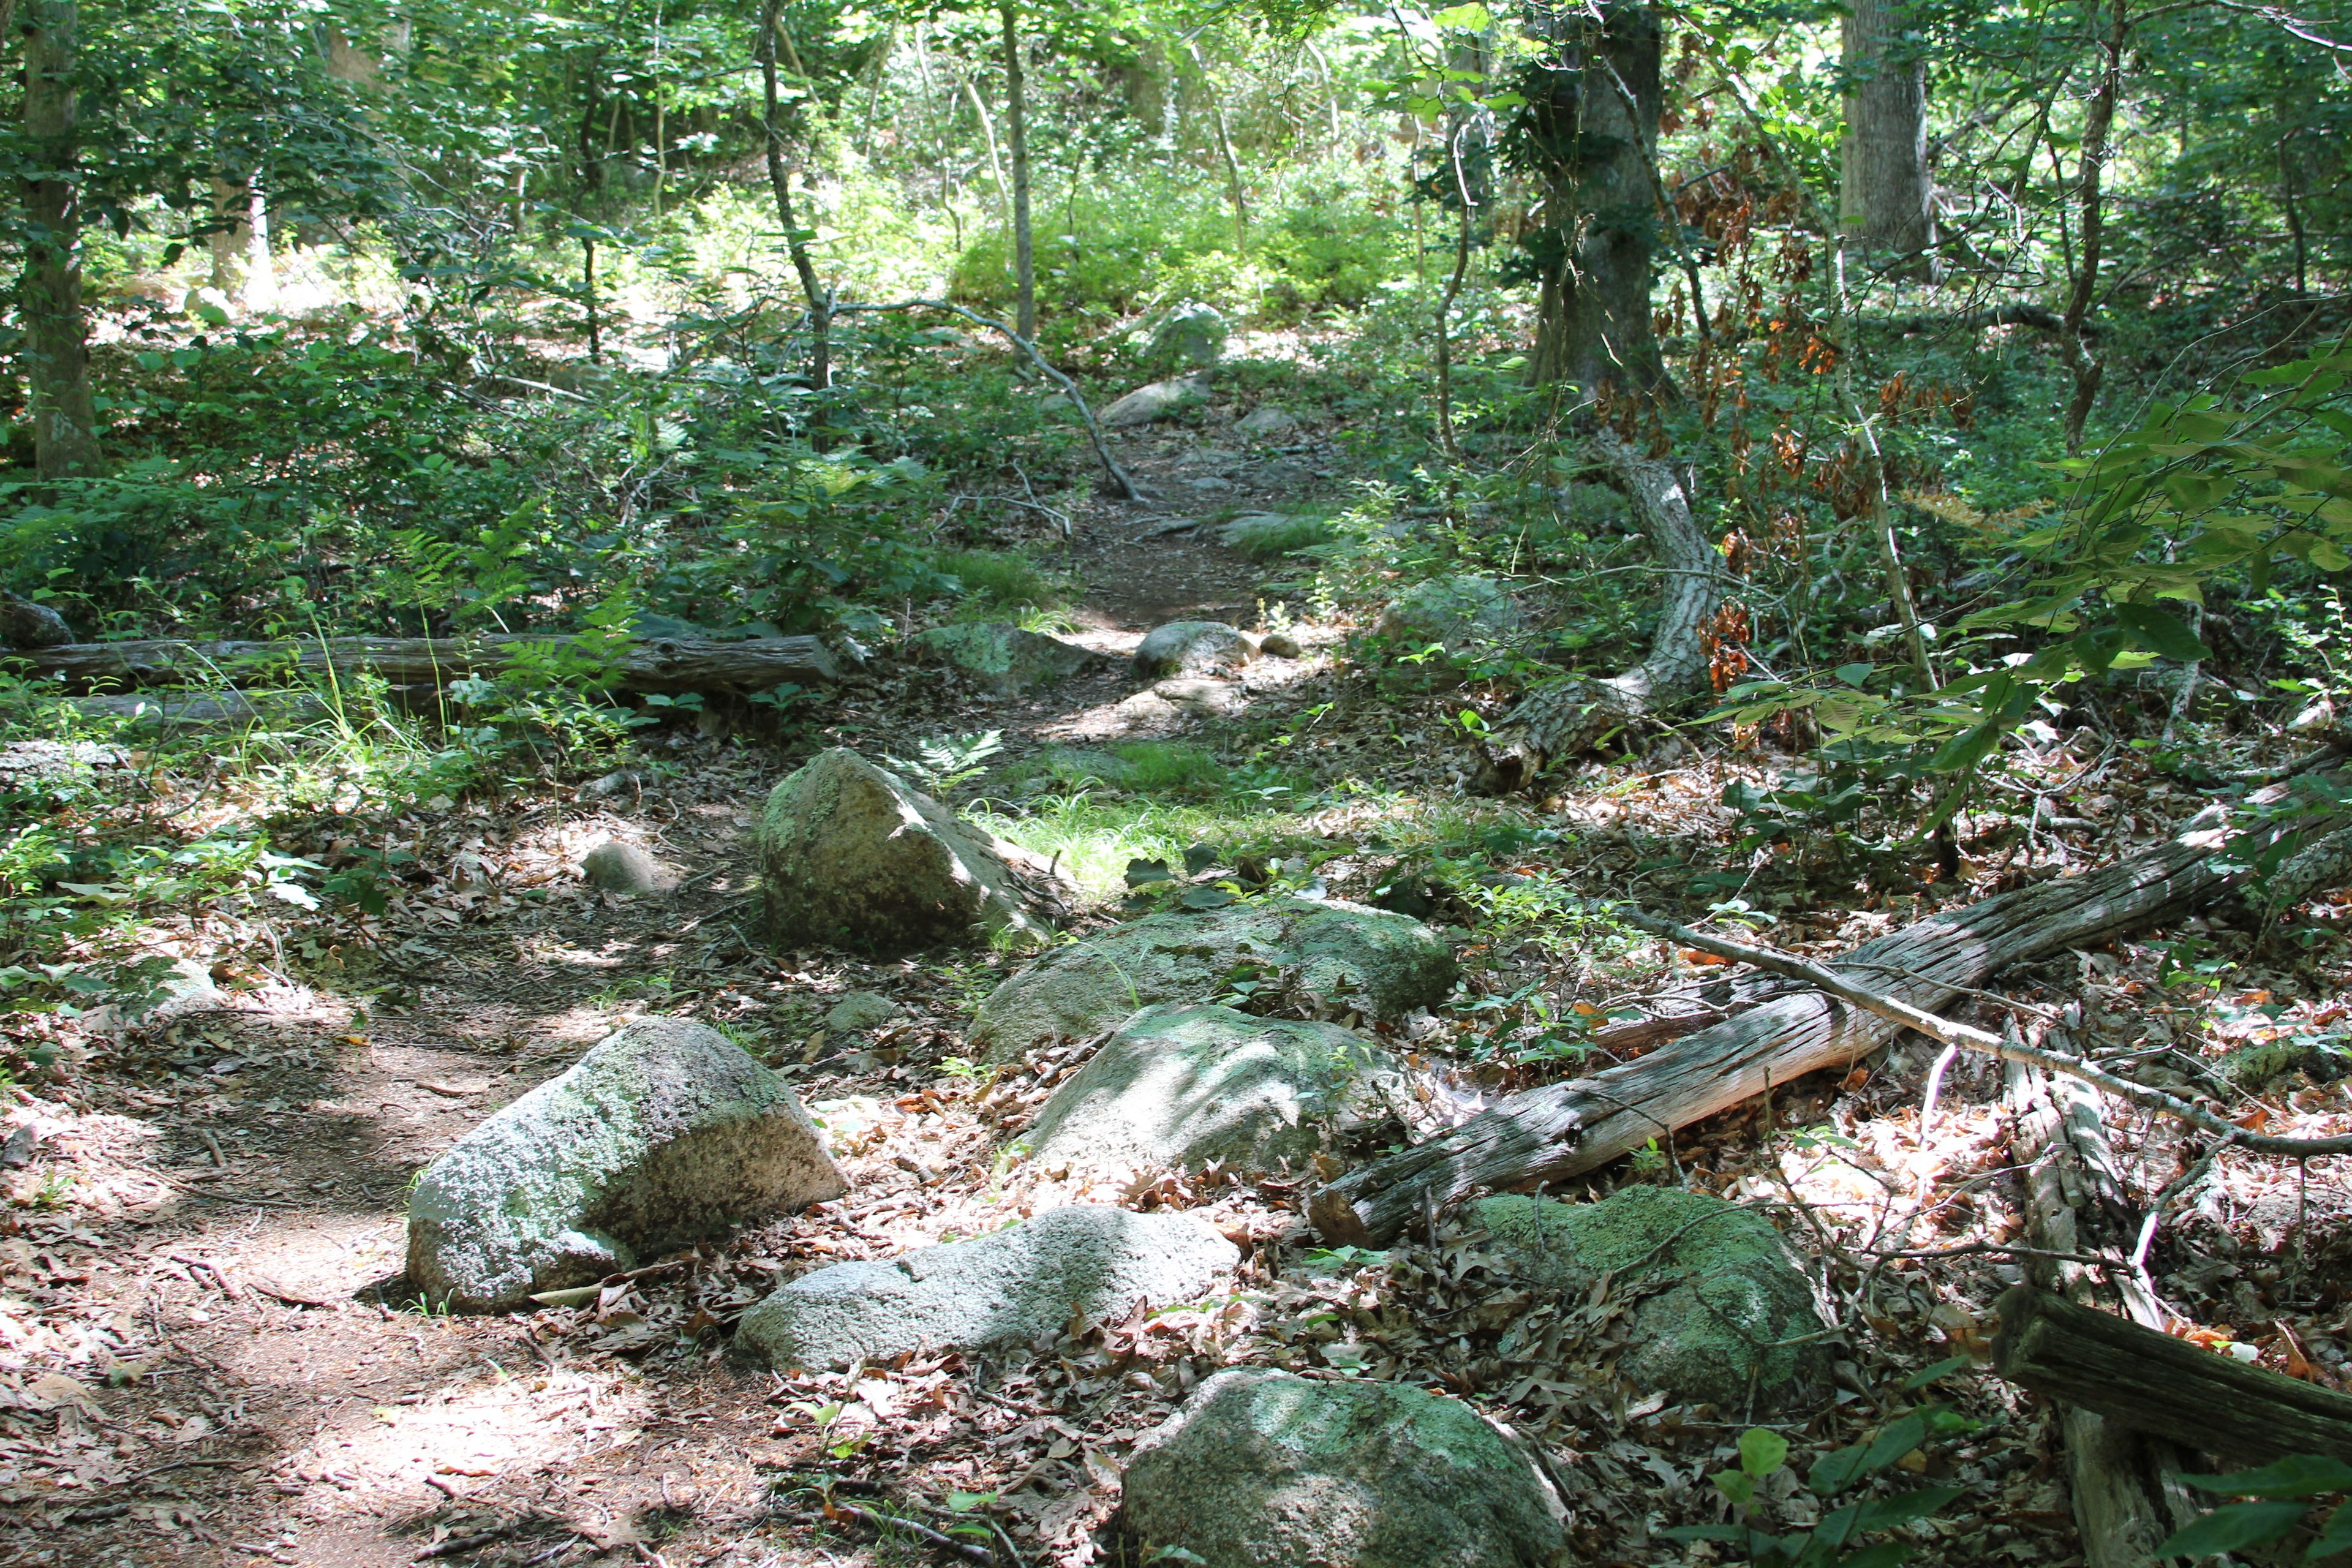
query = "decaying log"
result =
(1310, 798, 2328, 1246)
(1479, 429, 1730, 790)
(2005, 1062, 2208, 1567)
(1993, 1285, 2352, 1465)
(12, 632, 850, 696)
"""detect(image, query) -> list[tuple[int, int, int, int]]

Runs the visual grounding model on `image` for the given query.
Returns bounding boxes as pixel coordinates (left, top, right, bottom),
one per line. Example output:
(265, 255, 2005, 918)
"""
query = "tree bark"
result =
(1994, 1286, 2352, 1465)
(1000, 2, 1035, 342)
(760, 0, 831, 396)
(1310, 796, 2329, 1245)
(1526, 1, 1670, 403)
(2060, 0, 2129, 455)
(1840, 0, 1936, 273)
(1478, 429, 1725, 788)
(205, 175, 277, 314)
(20, 0, 100, 480)
(13, 633, 851, 695)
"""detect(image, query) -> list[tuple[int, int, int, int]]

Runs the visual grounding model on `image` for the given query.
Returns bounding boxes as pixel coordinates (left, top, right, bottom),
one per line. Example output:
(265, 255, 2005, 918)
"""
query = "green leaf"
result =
(2114, 602, 2212, 662)
(2180, 1455, 2352, 1498)
(1901, 1355, 1972, 1390)
(1834, 662, 1875, 688)
(1714, 1469, 1757, 1507)
(1861, 1414, 1928, 1474)
(1844, 1485, 1965, 1533)
(1835, 1546, 1915, 1568)
(1741, 1427, 1792, 1479)
(2306, 1499, 2352, 1559)
(2156, 1500, 2309, 1556)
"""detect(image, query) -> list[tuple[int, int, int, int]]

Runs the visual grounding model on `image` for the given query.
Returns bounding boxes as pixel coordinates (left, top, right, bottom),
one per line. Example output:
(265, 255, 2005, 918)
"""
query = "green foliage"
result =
(1663, 1406, 1969, 1567)
(2159, 1455, 2352, 1560)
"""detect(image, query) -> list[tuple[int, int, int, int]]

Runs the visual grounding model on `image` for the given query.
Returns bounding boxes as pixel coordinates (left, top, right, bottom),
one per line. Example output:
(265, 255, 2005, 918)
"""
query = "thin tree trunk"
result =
(1000, 2, 1035, 341)
(1434, 124, 1474, 464)
(962, 75, 1008, 222)
(1841, 0, 1936, 273)
(20, 0, 99, 480)
(2061, 0, 2128, 454)
(759, 0, 831, 396)
(581, 236, 601, 363)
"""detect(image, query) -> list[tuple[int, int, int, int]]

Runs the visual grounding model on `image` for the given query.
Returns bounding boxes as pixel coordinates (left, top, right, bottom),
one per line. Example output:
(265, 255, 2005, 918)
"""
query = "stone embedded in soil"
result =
(1259, 630, 1304, 658)
(1102, 375, 1208, 429)
(1149, 301, 1227, 368)
(88, 956, 222, 1031)
(1152, 676, 1245, 717)
(823, 991, 905, 1034)
(970, 897, 1457, 1063)
(914, 622, 1099, 697)
(405, 1017, 845, 1311)
(756, 747, 1074, 957)
(1120, 1367, 1568, 1568)
(1472, 1186, 1831, 1411)
(1020, 1003, 1403, 1174)
(736, 1205, 1237, 1370)
(1376, 575, 1528, 657)
(1234, 405, 1301, 439)
(1134, 620, 1254, 679)
(580, 839, 678, 895)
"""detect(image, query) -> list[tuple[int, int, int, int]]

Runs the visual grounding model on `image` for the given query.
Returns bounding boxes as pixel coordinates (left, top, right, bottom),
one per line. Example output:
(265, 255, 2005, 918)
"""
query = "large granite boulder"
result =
(757, 748, 1074, 956)
(1134, 620, 1254, 678)
(737, 1205, 1235, 1370)
(407, 1019, 845, 1311)
(971, 898, 1455, 1063)
(916, 622, 1098, 697)
(1376, 576, 1527, 657)
(1150, 301, 1227, 368)
(1022, 1004, 1402, 1174)
(1121, 1368, 1567, 1568)
(1102, 375, 1208, 429)
(1474, 1186, 1831, 1410)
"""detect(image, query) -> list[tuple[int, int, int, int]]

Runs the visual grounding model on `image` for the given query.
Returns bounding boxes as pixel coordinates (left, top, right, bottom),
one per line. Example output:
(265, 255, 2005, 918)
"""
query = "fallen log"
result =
(1310, 797, 2328, 1246)
(1993, 1285, 2352, 1465)
(11, 632, 850, 696)
(1479, 429, 1730, 790)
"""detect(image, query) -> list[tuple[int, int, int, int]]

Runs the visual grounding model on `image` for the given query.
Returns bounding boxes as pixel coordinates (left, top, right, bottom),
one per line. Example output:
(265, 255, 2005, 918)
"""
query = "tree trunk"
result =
(1310, 794, 2331, 1245)
(20, 0, 100, 480)
(1000, 2, 1035, 342)
(1478, 429, 1725, 788)
(2061, 0, 2128, 455)
(206, 175, 277, 314)
(1840, 0, 1936, 273)
(760, 0, 831, 397)
(14, 633, 852, 695)
(1526, 1, 1670, 403)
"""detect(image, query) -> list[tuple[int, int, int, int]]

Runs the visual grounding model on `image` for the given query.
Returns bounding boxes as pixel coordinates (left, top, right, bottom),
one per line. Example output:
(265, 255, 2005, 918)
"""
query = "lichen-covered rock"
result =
(88, 956, 221, 1031)
(916, 622, 1098, 697)
(1150, 301, 1227, 368)
(971, 898, 1455, 1063)
(406, 1018, 845, 1311)
(1376, 575, 1527, 656)
(757, 748, 1075, 956)
(1134, 620, 1253, 679)
(581, 839, 677, 895)
(1259, 630, 1304, 658)
(1022, 1004, 1401, 1173)
(1121, 1368, 1567, 1568)
(824, 991, 905, 1034)
(0, 591, 72, 649)
(737, 1205, 1235, 1370)
(1473, 1186, 1830, 1410)
(1102, 375, 1208, 428)
(1234, 405, 1300, 439)
(1217, 512, 1331, 560)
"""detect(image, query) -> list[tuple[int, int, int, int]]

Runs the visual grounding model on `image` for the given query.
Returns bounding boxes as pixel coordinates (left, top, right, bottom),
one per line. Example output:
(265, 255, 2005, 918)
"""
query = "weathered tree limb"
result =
(1478, 429, 1728, 791)
(1994, 1285, 2352, 1465)
(1310, 799, 2329, 1245)
(2005, 1062, 2210, 1567)
(1620, 908, 2352, 1157)
(12, 633, 850, 696)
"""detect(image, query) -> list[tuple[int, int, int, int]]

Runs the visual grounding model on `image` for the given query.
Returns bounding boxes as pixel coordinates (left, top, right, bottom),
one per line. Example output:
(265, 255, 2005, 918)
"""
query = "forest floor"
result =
(8, 396, 2352, 1568)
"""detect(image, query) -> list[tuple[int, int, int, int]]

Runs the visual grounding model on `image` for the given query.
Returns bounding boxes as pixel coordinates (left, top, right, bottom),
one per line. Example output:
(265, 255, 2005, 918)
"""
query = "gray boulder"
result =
(87, 956, 222, 1031)
(737, 1205, 1235, 1370)
(1376, 575, 1527, 657)
(1474, 1186, 1830, 1410)
(1102, 375, 1208, 429)
(824, 991, 905, 1034)
(1260, 630, 1304, 658)
(1217, 512, 1331, 561)
(757, 748, 1074, 956)
(1022, 1004, 1402, 1174)
(0, 591, 72, 649)
(1150, 301, 1227, 368)
(406, 1018, 845, 1311)
(916, 622, 1098, 697)
(580, 839, 678, 895)
(1134, 620, 1253, 679)
(1121, 1368, 1567, 1568)
(1234, 405, 1300, 439)
(971, 897, 1455, 1063)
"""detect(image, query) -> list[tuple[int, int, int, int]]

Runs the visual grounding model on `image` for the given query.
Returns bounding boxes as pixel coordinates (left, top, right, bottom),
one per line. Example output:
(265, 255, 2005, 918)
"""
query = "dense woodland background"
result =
(4, 0, 2352, 1564)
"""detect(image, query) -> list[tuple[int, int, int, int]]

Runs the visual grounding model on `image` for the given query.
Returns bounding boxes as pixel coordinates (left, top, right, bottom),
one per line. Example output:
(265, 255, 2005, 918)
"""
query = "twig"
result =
(1616, 907, 2352, 1158)
(781, 1504, 993, 1564)
(415, 1523, 529, 1561)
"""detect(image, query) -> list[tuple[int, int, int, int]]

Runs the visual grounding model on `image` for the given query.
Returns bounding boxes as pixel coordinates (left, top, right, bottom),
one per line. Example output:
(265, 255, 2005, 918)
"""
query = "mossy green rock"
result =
(916, 622, 1098, 696)
(1474, 1186, 1830, 1411)
(405, 1018, 846, 1311)
(758, 748, 1074, 956)
(1022, 1003, 1401, 1173)
(1121, 1368, 1567, 1568)
(1376, 576, 1526, 655)
(1134, 620, 1253, 678)
(737, 1205, 1236, 1370)
(970, 898, 1456, 1063)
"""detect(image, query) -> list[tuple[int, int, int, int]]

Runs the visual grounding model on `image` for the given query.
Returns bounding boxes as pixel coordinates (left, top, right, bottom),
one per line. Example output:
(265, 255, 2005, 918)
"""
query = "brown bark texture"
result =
(13, 633, 849, 695)
(1310, 797, 2323, 1245)
(20, 0, 100, 480)
(1840, 0, 1936, 266)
